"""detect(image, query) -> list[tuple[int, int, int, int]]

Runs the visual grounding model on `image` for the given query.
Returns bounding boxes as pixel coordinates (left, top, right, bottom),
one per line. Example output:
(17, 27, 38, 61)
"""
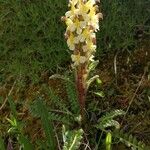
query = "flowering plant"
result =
(62, 0, 103, 117)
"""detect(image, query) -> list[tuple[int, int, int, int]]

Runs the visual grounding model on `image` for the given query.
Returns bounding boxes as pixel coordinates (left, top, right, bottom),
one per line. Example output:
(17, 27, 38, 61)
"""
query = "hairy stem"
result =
(76, 65, 87, 118)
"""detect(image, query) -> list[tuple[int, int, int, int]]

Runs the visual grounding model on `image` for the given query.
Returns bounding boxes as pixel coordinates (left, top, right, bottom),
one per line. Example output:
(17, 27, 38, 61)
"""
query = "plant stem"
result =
(76, 65, 87, 119)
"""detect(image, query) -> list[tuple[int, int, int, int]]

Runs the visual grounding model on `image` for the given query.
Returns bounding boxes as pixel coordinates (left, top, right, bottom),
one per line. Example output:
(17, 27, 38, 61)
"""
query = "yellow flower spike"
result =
(64, 0, 101, 64)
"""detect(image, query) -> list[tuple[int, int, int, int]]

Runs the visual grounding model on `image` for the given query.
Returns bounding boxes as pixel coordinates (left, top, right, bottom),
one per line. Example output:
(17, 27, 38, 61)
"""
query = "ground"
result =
(0, 40, 150, 149)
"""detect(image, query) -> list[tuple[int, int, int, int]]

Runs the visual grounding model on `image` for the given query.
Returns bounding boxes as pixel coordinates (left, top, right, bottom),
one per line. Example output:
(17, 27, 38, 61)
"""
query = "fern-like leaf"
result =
(30, 101, 73, 125)
(88, 60, 99, 73)
(30, 98, 56, 150)
(65, 79, 79, 115)
(96, 109, 125, 130)
(48, 111, 73, 125)
(46, 86, 69, 112)
(62, 125, 83, 150)
(96, 119, 120, 130)
(100, 110, 125, 121)
(112, 129, 150, 150)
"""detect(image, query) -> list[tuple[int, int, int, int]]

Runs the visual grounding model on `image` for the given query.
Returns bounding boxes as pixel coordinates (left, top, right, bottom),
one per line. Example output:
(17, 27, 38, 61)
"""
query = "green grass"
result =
(0, 0, 69, 81)
(0, 0, 149, 81)
(97, 0, 149, 56)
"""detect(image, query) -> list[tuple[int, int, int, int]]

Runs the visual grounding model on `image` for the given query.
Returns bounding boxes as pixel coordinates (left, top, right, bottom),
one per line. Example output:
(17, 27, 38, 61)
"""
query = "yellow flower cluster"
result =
(63, 0, 102, 66)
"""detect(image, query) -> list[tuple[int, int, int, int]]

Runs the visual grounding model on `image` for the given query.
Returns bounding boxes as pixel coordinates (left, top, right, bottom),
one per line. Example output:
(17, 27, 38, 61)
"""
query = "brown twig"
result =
(121, 68, 147, 124)
(83, 132, 92, 150)
(53, 123, 61, 150)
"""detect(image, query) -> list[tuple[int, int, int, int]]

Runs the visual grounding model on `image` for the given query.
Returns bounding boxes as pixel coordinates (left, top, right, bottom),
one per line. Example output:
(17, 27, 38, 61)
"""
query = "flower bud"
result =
(61, 16, 66, 22)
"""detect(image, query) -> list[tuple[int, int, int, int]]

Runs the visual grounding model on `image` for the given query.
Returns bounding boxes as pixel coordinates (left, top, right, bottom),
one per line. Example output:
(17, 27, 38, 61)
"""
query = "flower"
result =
(71, 54, 87, 66)
(89, 55, 95, 61)
(65, 0, 79, 19)
(74, 18, 87, 34)
(78, 0, 96, 15)
(89, 14, 100, 31)
(67, 32, 76, 50)
(66, 18, 76, 32)
(82, 41, 96, 52)
(79, 28, 91, 42)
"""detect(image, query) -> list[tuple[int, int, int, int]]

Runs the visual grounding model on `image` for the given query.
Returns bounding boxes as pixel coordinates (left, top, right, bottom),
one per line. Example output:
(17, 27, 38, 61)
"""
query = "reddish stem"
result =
(76, 65, 87, 118)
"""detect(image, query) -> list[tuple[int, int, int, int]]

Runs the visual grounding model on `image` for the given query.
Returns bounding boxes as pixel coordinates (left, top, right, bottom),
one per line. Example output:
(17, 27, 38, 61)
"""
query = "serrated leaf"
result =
(112, 129, 149, 150)
(88, 60, 99, 72)
(96, 119, 120, 130)
(99, 110, 125, 122)
(32, 99, 56, 149)
(65, 80, 79, 115)
(47, 87, 69, 112)
(63, 126, 83, 150)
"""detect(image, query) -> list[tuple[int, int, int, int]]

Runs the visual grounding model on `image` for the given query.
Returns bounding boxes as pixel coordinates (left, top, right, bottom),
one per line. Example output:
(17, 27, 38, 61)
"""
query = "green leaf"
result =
(93, 91, 105, 98)
(88, 60, 99, 72)
(30, 100, 72, 125)
(112, 129, 150, 150)
(6, 117, 17, 127)
(87, 75, 99, 89)
(18, 135, 34, 150)
(62, 125, 83, 150)
(47, 87, 69, 112)
(95, 110, 125, 130)
(0, 137, 5, 150)
(65, 80, 79, 115)
(99, 110, 125, 122)
(96, 78, 102, 85)
(106, 132, 112, 150)
(8, 97, 17, 118)
(33, 99, 56, 150)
